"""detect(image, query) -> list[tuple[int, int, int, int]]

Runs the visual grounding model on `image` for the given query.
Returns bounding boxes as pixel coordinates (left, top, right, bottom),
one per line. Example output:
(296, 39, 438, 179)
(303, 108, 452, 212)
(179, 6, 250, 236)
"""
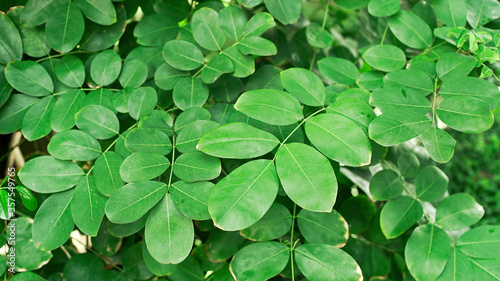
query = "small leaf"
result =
(71, 175, 107, 236)
(93, 151, 124, 196)
(380, 196, 423, 239)
(466, 0, 500, 28)
(240, 203, 292, 241)
(456, 225, 500, 259)
(134, 14, 178, 46)
(436, 247, 472, 281)
(192, 8, 226, 51)
(163, 40, 204, 71)
(238, 36, 277, 56)
(173, 152, 221, 182)
(234, 89, 303, 125)
(405, 224, 450, 281)
(388, 10, 433, 49)
(105, 181, 167, 223)
(436, 53, 476, 81)
(174, 107, 211, 132)
(397, 152, 420, 178)
(297, 209, 348, 246)
(432, 0, 467, 27)
(142, 240, 177, 276)
(317, 57, 359, 86)
(119, 60, 148, 89)
(276, 143, 338, 212)
(0, 13, 22, 64)
(18, 156, 84, 193)
(22, 95, 56, 141)
(264, 0, 301, 24)
(219, 4, 247, 40)
(74, 0, 116, 25)
(368, 0, 400, 17)
(90, 50, 122, 86)
(370, 87, 431, 115)
(280, 68, 326, 106)
(128, 87, 157, 120)
(32, 190, 74, 251)
(415, 166, 448, 202)
(5, 61, 53, 97)
(176, 120, 220, 153)
(15, 185, 38, 211)
(208, 159, 279, 231)
(48, 129, 101, 161)
(369, 111, 432, 146)
(436, 193, 485, 231)
(327, 98, 375, 133)
(437, 96, 494, 133)
(75, 105, 120, 139)
(0, 94, 38, 134)
(155, 63, 189, 90)
(120, 152, 170, 182)
(305, 113, 372, 167)
(295, 243, 363, 281)
(221, 45, 255, 78)
(54, 55, 85, 88)
(45, 1, 84, 53)
(230, 242, 289, 281)
(125, 127, 172, 155)
(469, 257, 500, 280)
(383, 69, 433, 96)
(439, 76, 500, 108)
(369, 169, 405, 200)
(306, 22, 333, 48)
(207, 229, 245, 262)
(21, 0, 65, 27)
(245, 12, 276, 37)
(421, 127, 456, 163)
(170, 181, 213, 220)
(362, 45, 406, 72)
(173, 77, 209, 110)
(145, 194, 194, 264)
(201, 54, 234, 84)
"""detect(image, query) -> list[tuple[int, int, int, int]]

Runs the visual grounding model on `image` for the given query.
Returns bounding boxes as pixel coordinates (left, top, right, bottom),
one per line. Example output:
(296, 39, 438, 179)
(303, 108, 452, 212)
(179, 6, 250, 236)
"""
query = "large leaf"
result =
(230, 242, 289, 281)
(370, 87, 431, 115)
(436, 53, 476, 81)
(380, 196, 423, 239)
(369, 111, 432, 146)
(145, 194, 194, 264)
(21, 0, 65, 27)
(362, 45, 406, 72)
(8, 7, 50, 58)
(264, 0, 301, 24)
(456, 225, 500, 259)
(176, 120, 220, 153)
(275, 143, 338, 212)
(295, 244, 362, 281)
(21, 95, 56, 141)
(142, 240, 177, 276)
(432, 0, 467, 27)
(280, 68, 325, 106)
(469, 258, 500, 281)
(48, 129, 101, 161)
(75, 105, 120, 139)
(420, 127, 456, 163)
(436, 193, 484, 231)
(439, 76, 500, 108)
(50, 89, 86, 132)
(32, 190, 74, 251)
(0, 13, 22, 65)
(208, 159, 279, 231)
(383, 69, 433, 96)
(405, 224, 450, 281)
(105, 181, 168, 223)
(18, 156, 83, 193)
(93, 151, 124, 196)
(120, 152, 170, 182)
(437, 96, 494, 133)
(5, 61, 53, 97)
(71, 175, 107, 236)
(466, 0, 500, 28)
(297, 209, 348, 246)
(317, 57, 359, 86)
(125, 127, 172, 155)
(327, 98, 375, 133)
(234, 89, 303, 125)
(388, 10, 433, 49)
(197, 122, 279, 159)
(74, 0, 116, 25)
(45, 0, 84, 53)
(219, 4, 247, 40)
(163, 40, 204, 71)
(305, 113, 372, 167)
(0, 94, 38, 134)
(192, 8, 226, 51)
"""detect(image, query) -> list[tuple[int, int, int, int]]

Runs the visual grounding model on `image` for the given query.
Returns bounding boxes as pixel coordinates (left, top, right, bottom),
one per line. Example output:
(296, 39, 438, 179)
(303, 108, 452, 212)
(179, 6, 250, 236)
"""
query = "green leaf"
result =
(19, 156, 83, 193)
(145, 194, 194, 264)
(436, 247, 473, 281)
(362, 45, 406, 72)
(134, 14, 178, 46)
(306, 22, 333, 48)
(436, 193, 485, 231)
(177, 120, 220, 153)
(22, 96, 56, 141)
(173, 152, 221, 182)
(197, 122, 280, 159)
(295, 243, 363, 281)
(436, 53, 476, 81)
(368, 0, 400, 17)
(240, 203, 292, 241)
(280, 68, 325, 106)
(10, 272, 45, 281)
(369, 111, 432, 146)
(173, 77, 209, 110)
(71, 175, 107, 236)
(54, 55, 85, 88)
(388, 10, 433, 49)
(432, 0, 467, 27)
(231, 242, 289, 281)
(238, 36, 277, 56)
(219, 4, 247, 40)
(466, 0, 500, 28)
(469, 257, 500, 281)
(245, 12, 276, 37)
(234, 89, 303, 125)
(221, 45, 255, 78)
(0, 13, 22, 64)
(380, 196, 423, 239)
(397, 152, 420, 178)
(75, 105, 120, 139)
(128, 87, 157, 120)
(439, 76, 500, 108)
(317, 57, 359, 86)
(90, 50, 122, 86)
(0, 68, 13, 107)
(206, 229, 245, 262)
(84, 88, 115, 111)
(108, 214, 148, 237)
(297, 209, 348, 246)
(174, 107, 211, 132)
(305, 113, 372, 167)
(63, 253, 105, 280)
(369, 169, 405, 200)
(5, 61, 53, 97)
(239, 0, 264, 7)
(437, 96, 494, 133)
(208, 159, 278, 231)
(383, 69, 433, 96)
(264, 0, 301, 24)
(48, 129, 101, 161)
(142, 240, 177, 276)
(370, 87, 432, 115)
(74, 0, 116, 25)
(327, 98, 375, 133)
(20, 0, 65, 27)
(421, 127, 456, 164)
(415, 166, 448, 202)
(247, 65, 283, 91)
(32, 190, 74, 251)
(105, 181, 167, 223)
(125, 127, 172, 155)
(45, 0, 84, 53)
(93, 151, 124, 196)
(405, 224, 450, 281)
(170, 181, 213, 220)
(14, 238, 52, 271)
(339, 196, 376, 234)
(119, 60, 148, 89)
(163, 40, 204, 71)
(192, 8, 226, 51)
(15, 185, 38, 211)
(276, 143, 338, 212)
(456, 225, 500, 259)
(0, 94, 38, 134)
(201, 54, 234, 84)
(120, 152, 170, 182)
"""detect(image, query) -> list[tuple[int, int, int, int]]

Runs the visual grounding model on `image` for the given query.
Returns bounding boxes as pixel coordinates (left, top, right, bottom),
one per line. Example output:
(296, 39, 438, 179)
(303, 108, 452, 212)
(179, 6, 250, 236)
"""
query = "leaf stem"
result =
(431, 78, 438, 127)
(35, 50, 96, 63)
(310, 49, 319, 71)
(380, 23, 389, 45)
(321, 0, 330, 30)
(166, 132, 176, 193)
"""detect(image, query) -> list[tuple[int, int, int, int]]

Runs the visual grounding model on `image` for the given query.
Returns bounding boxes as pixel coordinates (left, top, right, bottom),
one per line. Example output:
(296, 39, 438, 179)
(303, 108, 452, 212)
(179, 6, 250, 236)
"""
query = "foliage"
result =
(0, 0, 499, 280)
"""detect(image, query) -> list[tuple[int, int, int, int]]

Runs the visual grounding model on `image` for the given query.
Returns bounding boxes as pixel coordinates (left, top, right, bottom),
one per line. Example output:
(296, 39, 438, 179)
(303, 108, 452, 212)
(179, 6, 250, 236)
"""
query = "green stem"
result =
(166, 132, 177, 192)
(35, 50, 96, 63)
(321, 0, 330, 30)
(380, 23, 389, 45)
(310, 49, 319, 71)
(431, 78, 438, 127)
